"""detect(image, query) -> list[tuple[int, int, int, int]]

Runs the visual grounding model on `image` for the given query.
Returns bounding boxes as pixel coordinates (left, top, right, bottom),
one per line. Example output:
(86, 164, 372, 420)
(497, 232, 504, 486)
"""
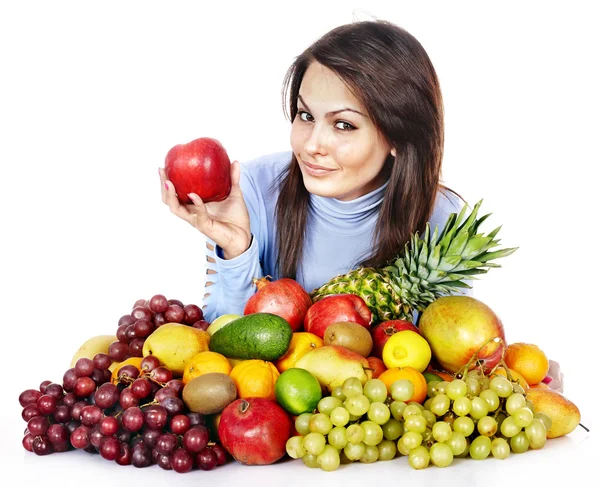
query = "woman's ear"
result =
(391, 148, 397, 157)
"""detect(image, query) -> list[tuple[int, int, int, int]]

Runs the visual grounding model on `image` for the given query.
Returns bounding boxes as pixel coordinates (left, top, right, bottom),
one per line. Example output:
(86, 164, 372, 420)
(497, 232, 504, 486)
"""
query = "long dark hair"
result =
(276, 20, 448, 280)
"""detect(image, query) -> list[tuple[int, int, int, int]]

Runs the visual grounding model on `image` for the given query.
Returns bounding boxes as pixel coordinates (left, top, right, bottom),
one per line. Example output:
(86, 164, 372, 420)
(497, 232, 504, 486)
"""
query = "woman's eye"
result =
(335, 121, 356, 131)
(298, 111, 313, 122)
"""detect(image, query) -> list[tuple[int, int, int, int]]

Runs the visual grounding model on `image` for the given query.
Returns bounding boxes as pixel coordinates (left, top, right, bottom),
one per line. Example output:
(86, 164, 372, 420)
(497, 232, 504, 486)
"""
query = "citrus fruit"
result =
(378, 366, 427, 403)
(504, 342, 549, 385)
(110, 357, 143, 384)
(367, 356, 387, 379)
(182, 351, 232, 384)
(229, 359, 280, 400)
(382, 330, 432, 372)
(275, 368, 322, 415)
(275, 332, 324, 373)
(491, 366, 529, 391)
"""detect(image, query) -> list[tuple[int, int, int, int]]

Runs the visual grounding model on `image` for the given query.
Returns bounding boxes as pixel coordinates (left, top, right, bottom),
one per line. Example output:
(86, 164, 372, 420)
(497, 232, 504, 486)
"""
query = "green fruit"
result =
(206, 314, 241, 336)
(423, 372, 444, 383)
(209, 313, 292, 361)
(275, 368, 322, 415)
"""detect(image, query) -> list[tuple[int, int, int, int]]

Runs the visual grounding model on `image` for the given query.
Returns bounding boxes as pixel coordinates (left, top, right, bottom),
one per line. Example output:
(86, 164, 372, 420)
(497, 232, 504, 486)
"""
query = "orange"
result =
(110, 357, 143, 384)
(229, 359, 280, 400)
(367, 357, 387, 379)
(491, 366, 529, 391)
(182, 351, 232, 385)
(275, 332, 323, 373)
(378, 366, 427, 404)
(425, 366, 455, 382)
(504, 342, 549, 385)
(529, 382, 549, 389)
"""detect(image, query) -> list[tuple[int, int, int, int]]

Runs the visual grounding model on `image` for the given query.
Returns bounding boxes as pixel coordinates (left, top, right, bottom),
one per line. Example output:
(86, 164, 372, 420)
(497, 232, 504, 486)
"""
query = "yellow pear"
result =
(142, 323, 210, 376)
(526, 388, 581, 438)
(294, 345, 372, 392)
(70, 334, 117, 368)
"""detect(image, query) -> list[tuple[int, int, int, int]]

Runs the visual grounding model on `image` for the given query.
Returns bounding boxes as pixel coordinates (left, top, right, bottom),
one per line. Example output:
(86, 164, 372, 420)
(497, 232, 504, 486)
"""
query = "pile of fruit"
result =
(19, 180, 585, 472)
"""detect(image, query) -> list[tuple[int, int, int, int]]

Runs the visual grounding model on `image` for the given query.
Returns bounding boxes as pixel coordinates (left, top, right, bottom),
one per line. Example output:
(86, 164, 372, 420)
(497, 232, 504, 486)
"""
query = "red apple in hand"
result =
(164, 137, 231, 204)
(371, 319, 419, 359)
(304, 294, 372, 339)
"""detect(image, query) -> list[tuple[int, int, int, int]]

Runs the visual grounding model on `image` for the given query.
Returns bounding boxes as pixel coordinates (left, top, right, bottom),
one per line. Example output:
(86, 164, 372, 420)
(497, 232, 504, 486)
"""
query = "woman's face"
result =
(290, 62, 392, 201)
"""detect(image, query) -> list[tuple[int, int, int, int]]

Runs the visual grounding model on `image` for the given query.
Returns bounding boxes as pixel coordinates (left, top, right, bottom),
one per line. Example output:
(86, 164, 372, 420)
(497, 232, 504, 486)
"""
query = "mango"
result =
(526, 388, 581, 438)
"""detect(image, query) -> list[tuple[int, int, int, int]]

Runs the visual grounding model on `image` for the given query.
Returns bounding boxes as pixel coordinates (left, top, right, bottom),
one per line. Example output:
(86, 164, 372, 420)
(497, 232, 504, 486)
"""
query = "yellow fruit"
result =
(275, 368, 322, 415)
(378, 366, 428, 403)
(229, 360, 280, 400)
(504, 342, 549, 385)
(491, 366, 529, 391)
(142, 323, 210, 376)
(110, 357, 144, 384)
(206, 314, 241, 336)
(275, 332, 324, 373)
(526, 388, 581, 438)
(182, 351, 232, 384)
(382, 330, 432, 372)
(70, 335, 117, 368)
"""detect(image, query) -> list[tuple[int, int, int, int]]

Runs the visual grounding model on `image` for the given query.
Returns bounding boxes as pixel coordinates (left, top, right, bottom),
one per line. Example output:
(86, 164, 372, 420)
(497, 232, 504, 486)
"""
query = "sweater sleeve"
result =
(201, 164, 265, 322)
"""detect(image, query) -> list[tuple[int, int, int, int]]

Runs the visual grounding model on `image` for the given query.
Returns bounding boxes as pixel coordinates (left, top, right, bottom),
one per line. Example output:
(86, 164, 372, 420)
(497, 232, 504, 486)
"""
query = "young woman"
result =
(159, 19, 465, 323)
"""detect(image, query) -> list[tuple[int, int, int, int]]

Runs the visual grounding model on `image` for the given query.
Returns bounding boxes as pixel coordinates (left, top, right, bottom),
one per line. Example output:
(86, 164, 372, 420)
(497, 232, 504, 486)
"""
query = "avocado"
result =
(209, 313, 292, 361)
(182, 373, 237, 415)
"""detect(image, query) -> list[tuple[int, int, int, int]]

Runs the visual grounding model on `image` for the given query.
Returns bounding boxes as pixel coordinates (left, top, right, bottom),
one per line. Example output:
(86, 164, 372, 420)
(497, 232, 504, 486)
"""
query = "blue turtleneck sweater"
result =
(202, 151, 466, 323)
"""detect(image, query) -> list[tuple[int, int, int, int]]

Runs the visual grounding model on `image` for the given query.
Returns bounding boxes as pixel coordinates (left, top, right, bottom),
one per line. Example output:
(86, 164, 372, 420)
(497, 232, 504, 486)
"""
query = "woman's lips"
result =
(302, 159, 336, 177)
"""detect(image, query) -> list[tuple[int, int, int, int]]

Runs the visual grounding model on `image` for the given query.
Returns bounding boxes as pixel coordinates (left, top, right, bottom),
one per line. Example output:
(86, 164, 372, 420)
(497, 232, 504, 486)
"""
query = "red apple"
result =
(304, 294, 372, 339)
(217, 398, 293, 465)
(371, 319, 419, 359)
(164, 137, 231, 204)
(419, 296, 506, 374)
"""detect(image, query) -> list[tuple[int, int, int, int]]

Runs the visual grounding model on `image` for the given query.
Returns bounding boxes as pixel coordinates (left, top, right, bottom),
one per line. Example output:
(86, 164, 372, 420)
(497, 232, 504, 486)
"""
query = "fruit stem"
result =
(240, 399, 250, 414)
(578, 423, 590, 432)
(252, 275, 272, 290)
(458, 336, 505, 377)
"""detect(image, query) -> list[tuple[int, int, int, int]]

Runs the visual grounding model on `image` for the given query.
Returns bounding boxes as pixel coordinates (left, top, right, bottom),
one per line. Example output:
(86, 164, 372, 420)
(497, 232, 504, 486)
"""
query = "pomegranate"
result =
(419, 296, 505, 374)
(218, 398, 293, 465)
(243, 277, 312, 332)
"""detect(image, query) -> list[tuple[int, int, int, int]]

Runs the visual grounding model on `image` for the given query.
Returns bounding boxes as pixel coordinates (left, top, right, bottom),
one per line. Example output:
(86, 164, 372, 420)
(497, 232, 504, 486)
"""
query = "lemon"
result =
(382, 330, 432, 372)
(275, 368, 322, 415)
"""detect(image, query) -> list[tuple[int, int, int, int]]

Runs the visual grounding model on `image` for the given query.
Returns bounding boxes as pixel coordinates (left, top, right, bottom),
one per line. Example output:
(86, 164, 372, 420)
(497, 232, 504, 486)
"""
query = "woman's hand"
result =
(159, 161, 252, 259)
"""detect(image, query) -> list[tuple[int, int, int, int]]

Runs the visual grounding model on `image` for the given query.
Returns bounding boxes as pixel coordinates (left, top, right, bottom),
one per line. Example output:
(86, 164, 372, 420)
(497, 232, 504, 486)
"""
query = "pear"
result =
(70, 334, 117, 368)
(294, 345, 372, 392)
(526, 388, 581, 438)
(142, 323, 210, 376)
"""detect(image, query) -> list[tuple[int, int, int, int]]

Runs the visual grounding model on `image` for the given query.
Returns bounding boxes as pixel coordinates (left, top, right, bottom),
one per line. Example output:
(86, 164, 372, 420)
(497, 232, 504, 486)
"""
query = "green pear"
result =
(294, 345, 372, 392)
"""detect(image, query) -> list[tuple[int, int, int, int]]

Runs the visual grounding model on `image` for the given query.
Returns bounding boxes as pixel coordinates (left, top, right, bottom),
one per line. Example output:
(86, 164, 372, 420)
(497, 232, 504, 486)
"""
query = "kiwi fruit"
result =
(182, 372, 237, 415)
(324, 322, 373, 357)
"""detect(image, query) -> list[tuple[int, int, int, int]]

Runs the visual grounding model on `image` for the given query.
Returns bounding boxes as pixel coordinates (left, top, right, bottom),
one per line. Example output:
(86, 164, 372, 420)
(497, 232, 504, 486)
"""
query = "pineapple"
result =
(310, 200, 517, 324)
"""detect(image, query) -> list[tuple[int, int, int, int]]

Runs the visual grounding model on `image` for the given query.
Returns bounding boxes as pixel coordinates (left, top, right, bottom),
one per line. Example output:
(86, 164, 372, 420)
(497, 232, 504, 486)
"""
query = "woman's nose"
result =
(304, 122, 329, 157)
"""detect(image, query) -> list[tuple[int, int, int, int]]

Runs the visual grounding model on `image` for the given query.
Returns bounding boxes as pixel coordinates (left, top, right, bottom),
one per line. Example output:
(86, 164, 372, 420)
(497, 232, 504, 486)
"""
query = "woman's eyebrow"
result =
(298, 94, 366, 118)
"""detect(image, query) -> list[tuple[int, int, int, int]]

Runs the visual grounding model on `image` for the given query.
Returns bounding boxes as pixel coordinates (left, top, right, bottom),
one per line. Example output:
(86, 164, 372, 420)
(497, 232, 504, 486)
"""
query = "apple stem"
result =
(240, 399, 250, 414)
(578, 423, 590, 432)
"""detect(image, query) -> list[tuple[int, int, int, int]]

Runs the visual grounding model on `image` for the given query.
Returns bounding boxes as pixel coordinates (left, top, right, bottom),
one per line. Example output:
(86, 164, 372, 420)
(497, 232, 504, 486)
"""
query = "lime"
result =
(275, 368, 322, 415)
(423, 372, 444, 383)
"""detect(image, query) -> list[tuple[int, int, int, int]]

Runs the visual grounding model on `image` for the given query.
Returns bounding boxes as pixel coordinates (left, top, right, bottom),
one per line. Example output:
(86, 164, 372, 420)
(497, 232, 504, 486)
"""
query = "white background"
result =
(1, 1, 597, 484)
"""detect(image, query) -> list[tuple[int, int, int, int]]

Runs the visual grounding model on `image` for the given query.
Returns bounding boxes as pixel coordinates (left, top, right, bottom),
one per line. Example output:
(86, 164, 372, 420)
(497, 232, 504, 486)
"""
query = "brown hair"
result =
(276, 20, 449, 279)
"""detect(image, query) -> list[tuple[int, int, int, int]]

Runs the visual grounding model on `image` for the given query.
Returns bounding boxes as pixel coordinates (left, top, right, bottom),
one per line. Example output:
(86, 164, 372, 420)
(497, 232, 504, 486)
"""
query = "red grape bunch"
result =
(108, 294, 209, 364)
(19, 352, 228, 472)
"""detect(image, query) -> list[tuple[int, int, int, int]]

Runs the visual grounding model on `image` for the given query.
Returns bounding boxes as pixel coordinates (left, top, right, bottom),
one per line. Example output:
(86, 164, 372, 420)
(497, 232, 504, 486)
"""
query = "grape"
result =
(344, 394, 370, 416)
(22, 433, 35, 452)
(382, 418, 403, 440)
(367, 402, 391, 425)
(155, 432, 178, 455)
(143, 428, 161, 449)
(128, 339, 145, 357)
(119, 388, 139, 409)
(453, 416, 475, 436)
(100, 416, 119, 436)
(53, 405, 70, 424)
(80, 405, 103, 426)
(359, 444, 379, 463)
(140, 355, 160, 373)
(170, 414, 191, 435)
(100, 436, 120, 461)
(150, 366, 173, 384)
(160, 396, 185, 416)
(346, 424, 365, 444)
(465, 377, 481, 396)
(93, 353, 112, 370)
(445, 431, 467, 456)
(446, 379, 468, 400)
(476, 416, 498, 437)
(510, 431, 530, 453)
(32, 436, 53, 456)
(505, 393, 526, 415)
(131, 306, 152, 322)
(183, 426, 209, 453)
(343, 441, 365, 461)
(341, 377, 363, 398)
(122, 406, 144, 432)
(309, 413, 333, 435)
(427, 381, 441, 398)
(153, 313, 166, 327)
(131, 378, 153, 399)
(430, 394, 451, 416)
(192, 320, 210, 331)
(430, 442, 454, 467)
(165, 304, 185, 323)
(149, 294, 169, 313)
(436, 381, 449, 394)
(134, 319, 154, 338)
(469, 396, 489, 419)
(303, 432, 326, 455)
(108, 341, 129, 362)
(452, 396, 471, 416)
(117, 325, 131, 343)
(37, 394, 57, 414)
(196, 447, 218, 471)
(317, 396, 343, 415)
(534, 412, 552, 431)
(404, 414, 427, 434)
(377, 439, 397, 461)
(44, 383, 64, 399)
(317, 444, 340, 471)
(402, 404, 423, 419)
(131, 444, 152, 468)
(154, 387, 177, 403)
(331, 385, 346, 401)
(69, 400, 87, 421)
(330, 406, 350, 427)
(302, 453, 319, 468)
(125, 326, 137, 342)
(469, 435, 492, 459)
(328, 426, 348, 450)
(400, 431, 422, 450)
(408, 445, 430, 469)
(479, 388, 500, 411)
(119, 314, 136, 327)
(70, 425, 91, 449)
(115, 442, 132, 466)
(422, 410, 436, 428)
(62, 369, 79, 391)
(491, 437, 510, 459)
(500, 416, 521, 437)
(27, 416, 49, 436)
(209, 444, 228, 465)
(525, 419, 547, 449)
(513, 407, 534, 428)
(39, 380, 52, 393)
(490, 376, 513, 397)
(390, 401, 407, 420)
(432, 421, 452, 442)
(364, 378, 389, 403)
(183, 304, 203, 324)
(286, 436, 306, 459)
(19, 389, 43, 407)
(90, 424, 104, 448)
(295, 413, 312, 435)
